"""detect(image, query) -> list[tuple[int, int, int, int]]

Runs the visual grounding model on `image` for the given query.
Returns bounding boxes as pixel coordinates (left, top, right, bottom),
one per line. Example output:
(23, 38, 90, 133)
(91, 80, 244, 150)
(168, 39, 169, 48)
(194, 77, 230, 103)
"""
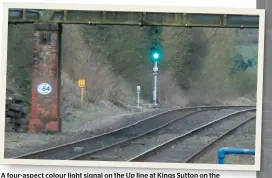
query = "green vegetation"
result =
(7, 23, 258, 115)
(7, 25, 33, 97)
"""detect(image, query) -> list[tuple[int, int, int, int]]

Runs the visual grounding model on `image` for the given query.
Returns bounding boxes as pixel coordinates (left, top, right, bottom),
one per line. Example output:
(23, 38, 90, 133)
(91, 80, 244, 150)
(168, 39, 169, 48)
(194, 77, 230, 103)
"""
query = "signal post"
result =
(150, 47, 162, 107)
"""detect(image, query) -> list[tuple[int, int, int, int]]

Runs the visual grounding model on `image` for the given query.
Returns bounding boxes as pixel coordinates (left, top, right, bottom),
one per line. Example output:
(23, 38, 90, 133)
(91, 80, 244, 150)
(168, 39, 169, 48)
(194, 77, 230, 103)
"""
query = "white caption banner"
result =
(0, 165, 256, 178)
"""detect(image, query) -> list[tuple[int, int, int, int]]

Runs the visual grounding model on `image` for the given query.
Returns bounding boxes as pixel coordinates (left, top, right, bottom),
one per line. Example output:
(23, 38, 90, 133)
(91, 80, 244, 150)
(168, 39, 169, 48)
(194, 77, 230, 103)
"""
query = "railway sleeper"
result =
(120, 142, 146, 147)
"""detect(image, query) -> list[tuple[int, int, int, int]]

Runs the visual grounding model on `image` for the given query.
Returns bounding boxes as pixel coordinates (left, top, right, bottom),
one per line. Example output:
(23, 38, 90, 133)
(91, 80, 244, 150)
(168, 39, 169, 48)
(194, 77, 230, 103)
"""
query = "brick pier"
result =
(29, 23, 61, 132)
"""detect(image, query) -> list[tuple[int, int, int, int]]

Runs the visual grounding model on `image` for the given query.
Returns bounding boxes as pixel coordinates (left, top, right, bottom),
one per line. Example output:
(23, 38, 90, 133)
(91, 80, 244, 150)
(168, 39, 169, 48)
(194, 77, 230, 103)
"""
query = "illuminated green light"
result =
(153, 53, 159, 59)
(151, 48, 162, 62)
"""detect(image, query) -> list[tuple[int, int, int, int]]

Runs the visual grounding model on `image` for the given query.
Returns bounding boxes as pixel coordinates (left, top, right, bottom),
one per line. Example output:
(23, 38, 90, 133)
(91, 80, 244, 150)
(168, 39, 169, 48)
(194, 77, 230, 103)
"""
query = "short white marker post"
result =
(137, 86, 141, 109)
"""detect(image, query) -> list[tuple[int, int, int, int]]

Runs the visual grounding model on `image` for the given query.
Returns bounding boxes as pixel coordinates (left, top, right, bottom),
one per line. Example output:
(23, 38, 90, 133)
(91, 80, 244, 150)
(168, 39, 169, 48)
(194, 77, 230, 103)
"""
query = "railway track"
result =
(71, 108, 255, 161)
(184, 117, 255, 164)
(128, 110, 255, 163)
(14, 105, 255, 160)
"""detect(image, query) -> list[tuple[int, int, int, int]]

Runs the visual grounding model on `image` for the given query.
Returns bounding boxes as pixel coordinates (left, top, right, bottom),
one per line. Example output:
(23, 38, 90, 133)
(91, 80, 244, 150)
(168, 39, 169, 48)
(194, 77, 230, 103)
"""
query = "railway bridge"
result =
(6, 7, 261, 133)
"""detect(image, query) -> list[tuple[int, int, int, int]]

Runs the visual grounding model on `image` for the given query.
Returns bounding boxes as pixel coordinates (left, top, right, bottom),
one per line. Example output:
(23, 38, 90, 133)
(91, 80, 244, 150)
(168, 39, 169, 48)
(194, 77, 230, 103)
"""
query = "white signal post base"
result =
(153, 61, 158, 107)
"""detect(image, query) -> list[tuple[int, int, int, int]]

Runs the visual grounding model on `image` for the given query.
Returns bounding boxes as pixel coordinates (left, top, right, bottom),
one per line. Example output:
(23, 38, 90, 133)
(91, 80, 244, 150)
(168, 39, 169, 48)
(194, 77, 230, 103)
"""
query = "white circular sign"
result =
(37, 83, 52, 95)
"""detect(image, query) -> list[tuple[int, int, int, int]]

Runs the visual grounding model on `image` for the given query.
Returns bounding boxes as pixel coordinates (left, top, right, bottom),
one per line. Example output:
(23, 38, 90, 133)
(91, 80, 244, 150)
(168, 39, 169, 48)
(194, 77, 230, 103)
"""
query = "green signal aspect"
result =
(150, 47, 162, 62)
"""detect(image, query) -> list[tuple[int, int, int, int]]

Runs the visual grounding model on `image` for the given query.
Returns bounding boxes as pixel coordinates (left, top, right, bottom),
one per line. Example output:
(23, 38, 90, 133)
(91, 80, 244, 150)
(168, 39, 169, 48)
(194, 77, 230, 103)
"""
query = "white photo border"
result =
(0, 2, 266, 172)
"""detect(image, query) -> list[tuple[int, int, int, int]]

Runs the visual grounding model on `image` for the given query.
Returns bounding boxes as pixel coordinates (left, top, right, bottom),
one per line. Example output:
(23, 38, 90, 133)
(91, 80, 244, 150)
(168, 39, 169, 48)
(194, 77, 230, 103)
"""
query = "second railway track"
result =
(72, 108, 255, 161)
(14, 105, 255, 160)
(128, 110, 255, 163)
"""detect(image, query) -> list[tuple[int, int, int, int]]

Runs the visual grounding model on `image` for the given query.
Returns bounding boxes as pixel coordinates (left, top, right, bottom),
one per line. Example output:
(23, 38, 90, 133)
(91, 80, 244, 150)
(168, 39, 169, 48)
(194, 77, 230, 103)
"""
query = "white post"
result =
(153, 62, 158, 106)
(137, 86, 141, 108)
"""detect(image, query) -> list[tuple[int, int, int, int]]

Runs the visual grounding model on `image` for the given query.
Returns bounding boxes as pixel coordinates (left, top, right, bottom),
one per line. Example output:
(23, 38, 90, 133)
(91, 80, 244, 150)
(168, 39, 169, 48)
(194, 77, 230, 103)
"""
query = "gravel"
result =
(191, 117, 256, 165)
(4, 107, 166, 158)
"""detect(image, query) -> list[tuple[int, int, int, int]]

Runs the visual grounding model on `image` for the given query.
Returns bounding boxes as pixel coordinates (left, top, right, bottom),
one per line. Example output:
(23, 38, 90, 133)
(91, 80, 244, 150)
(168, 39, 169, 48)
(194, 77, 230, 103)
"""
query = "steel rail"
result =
(71, 106, 253, 160)
(128, 108, 255, 162)
(71, 109, 215, 160)
(184, 116, 256, 163)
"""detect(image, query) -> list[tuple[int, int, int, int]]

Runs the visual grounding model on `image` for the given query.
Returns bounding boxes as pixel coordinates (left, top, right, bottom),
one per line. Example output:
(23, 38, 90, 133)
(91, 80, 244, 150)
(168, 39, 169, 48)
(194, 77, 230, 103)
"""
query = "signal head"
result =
(150, 47, 162, 62)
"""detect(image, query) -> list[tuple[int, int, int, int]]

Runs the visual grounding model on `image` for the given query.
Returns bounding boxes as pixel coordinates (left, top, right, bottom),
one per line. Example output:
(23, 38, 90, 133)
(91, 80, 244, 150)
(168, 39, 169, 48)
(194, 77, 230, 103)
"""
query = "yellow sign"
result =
(78, 79, 85, 88)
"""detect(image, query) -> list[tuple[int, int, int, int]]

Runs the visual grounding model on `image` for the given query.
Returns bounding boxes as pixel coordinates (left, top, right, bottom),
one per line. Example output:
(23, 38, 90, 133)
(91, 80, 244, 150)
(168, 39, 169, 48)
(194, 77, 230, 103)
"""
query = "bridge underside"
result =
(7, 9, 260, 133)
(8, 9, 259, 28)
